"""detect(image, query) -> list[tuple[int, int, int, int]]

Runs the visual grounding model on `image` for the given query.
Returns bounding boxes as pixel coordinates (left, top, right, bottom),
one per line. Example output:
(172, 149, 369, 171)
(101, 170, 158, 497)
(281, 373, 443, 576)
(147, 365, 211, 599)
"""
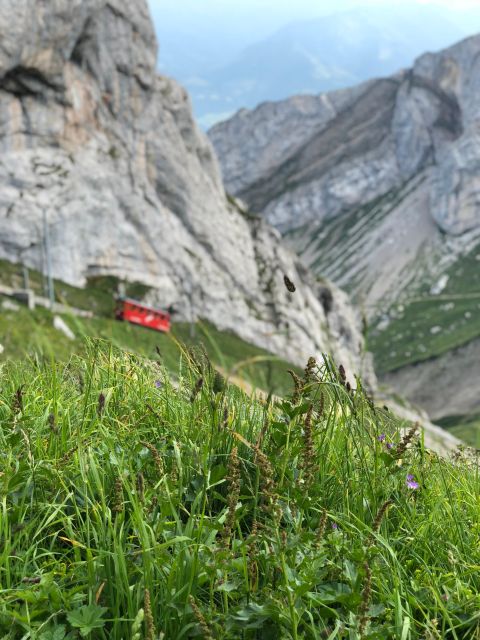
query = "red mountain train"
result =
(115, 298, 171, 333)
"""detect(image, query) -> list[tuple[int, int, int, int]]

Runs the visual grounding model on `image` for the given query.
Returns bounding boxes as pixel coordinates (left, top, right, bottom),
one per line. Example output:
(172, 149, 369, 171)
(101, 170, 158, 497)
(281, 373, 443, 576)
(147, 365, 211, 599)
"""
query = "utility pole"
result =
(185, 281, 196, 339)
(22, 264, 30, 291)
(43, 209, 55, 310)
(190, 295, 196, 339)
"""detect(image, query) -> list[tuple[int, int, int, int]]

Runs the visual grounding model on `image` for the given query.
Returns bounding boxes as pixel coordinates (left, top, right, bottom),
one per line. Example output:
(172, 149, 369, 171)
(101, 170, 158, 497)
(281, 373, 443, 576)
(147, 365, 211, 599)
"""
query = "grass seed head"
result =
(372, 499, 394, 533)
(394, 423, 419, 459)
(316, 508, 328, 547)
(367, 500, 394, 545)
(254, 445, 278, 519)
(144, 588, 156, 640)
(112, 476, 124, 514)
(190, 377, 204, 403)
(212, 370, 226, 395)
(256, 415, 270, 449)
(97, 392, 105, 415)
(22, 576, 41, 584)
(284, 274, 296, 293)
(301, 404, 316, 486)
(220, 405, 229, 430)
(221, 446, 241, 547)
(189, 595, 214, 640)
(287, 369, 303, 404)
(359, 561, 372, 637)
(48, 412, 58, 434)
(317, 391, 325, 418)
(141, 441, 164, 476)
(247, 518, 259, 587)
(59, 444, 78, 466)
(136, 472, 145, 504)
(304, 356, 317, 384)
(13, 386, 24, 414)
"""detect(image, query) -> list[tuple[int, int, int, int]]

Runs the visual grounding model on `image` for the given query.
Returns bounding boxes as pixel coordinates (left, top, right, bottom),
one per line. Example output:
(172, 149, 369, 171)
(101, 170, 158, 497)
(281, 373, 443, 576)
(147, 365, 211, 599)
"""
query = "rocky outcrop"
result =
(0, 0, 374, 383)
(210, 34, 480, 237)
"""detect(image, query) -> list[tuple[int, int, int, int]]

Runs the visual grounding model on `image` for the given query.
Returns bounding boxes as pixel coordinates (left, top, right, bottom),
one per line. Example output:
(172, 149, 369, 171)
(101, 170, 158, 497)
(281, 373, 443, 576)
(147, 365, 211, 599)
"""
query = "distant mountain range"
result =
(154, 3, 480, 127)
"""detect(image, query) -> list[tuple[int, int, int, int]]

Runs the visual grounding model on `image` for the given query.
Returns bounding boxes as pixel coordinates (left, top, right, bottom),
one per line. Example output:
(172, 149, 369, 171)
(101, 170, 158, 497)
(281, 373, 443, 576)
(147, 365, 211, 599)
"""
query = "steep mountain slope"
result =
(0, 0, 374, 384)
(210, 35, 480, 426)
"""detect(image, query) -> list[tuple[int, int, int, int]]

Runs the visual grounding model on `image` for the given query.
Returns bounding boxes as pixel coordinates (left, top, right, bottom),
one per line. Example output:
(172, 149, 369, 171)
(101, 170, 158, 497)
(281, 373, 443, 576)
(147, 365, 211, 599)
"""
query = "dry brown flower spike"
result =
(284, 275, 296, 293)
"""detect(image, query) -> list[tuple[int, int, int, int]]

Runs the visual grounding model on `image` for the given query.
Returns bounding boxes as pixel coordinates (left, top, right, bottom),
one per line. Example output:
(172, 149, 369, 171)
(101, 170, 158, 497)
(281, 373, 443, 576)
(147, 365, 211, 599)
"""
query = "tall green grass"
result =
(0, 299, 300, 397)
(1, 342, 479, 639)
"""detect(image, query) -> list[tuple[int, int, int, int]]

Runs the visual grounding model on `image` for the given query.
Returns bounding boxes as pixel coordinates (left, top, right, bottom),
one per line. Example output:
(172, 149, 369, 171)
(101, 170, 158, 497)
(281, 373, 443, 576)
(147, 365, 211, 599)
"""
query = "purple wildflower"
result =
(406, 474, 419, 490)
(154, 379, 163, 389)
(377, 434, 386, 442)
(331, 522, 338, 530)
(386, 442, 394, 450)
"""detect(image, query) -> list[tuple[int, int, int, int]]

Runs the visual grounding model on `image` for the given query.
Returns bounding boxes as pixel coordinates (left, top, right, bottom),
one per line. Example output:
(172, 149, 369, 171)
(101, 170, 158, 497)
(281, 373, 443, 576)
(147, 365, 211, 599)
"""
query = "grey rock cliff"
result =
(209, 35, 480, 238)
(0, 0, 374, 383)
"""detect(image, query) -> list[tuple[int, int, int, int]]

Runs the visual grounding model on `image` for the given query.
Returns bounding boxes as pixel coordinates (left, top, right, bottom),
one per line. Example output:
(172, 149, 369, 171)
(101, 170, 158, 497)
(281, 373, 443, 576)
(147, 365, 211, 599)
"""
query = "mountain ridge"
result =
(210, 32, 480, 235)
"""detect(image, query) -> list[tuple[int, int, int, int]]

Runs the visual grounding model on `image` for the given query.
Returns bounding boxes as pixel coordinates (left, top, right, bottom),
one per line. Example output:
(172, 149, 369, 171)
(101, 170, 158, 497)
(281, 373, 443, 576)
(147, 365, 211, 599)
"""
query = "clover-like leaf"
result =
(67, 604, 107, 636)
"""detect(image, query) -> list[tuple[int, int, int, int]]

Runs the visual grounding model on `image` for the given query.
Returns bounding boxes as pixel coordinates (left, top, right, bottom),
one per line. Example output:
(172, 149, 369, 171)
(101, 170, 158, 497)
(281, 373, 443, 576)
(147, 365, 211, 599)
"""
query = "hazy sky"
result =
(149, 0, 480, 48)
(149, 0, 480, 14)
(149, 0, 480, 126)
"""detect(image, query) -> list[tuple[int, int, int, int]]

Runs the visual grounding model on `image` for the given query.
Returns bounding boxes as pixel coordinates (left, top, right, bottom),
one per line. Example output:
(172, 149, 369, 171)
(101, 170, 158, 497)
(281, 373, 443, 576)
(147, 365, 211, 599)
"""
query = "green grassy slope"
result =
(369, 241, 480, 374)
(0, 261, 301, 396)
(0, 260, 151, 318)
(0, 346, 478, 639)
(0, 300, 300, 398)
(436, 413, 480, 445)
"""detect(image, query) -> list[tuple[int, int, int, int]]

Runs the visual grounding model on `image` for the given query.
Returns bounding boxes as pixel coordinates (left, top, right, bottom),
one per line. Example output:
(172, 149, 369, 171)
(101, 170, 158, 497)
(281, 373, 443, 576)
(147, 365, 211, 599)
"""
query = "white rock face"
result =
(209, 35, 480, 237)
(0, 0, 374, 384)
(53, 316, 75, 340)
(2, 299, 20, 312)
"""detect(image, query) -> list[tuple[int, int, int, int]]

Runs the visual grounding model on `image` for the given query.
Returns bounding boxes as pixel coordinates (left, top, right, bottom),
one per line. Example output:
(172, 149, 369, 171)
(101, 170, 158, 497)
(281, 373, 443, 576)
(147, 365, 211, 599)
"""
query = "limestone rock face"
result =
(209, 35, 480, 237)
(0, 0, 374, 383)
